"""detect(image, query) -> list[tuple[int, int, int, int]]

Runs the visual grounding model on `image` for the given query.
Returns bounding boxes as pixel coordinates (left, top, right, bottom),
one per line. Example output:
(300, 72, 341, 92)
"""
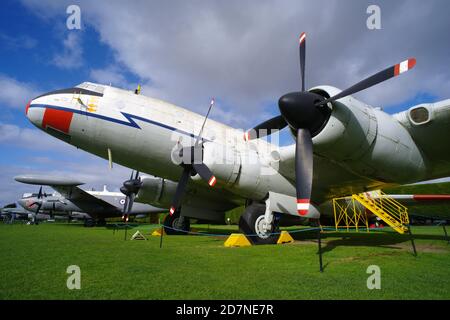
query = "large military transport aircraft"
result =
(24, 33, 450, 243)
(15, 174, 166, 226)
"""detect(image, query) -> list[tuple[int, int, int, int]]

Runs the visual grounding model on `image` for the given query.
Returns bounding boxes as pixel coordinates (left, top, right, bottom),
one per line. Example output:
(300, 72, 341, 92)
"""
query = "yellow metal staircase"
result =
(333, 190, 410, 234)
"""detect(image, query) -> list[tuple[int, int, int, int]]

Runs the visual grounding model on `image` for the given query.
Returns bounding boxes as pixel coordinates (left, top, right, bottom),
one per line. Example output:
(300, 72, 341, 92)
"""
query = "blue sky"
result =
(1, 0, 449, 206)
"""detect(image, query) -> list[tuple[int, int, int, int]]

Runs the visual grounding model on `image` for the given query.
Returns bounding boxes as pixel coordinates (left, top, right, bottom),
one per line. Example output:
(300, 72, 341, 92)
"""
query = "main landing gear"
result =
(163, 209, 191, 235)
(83, 218, 106, 227)
(239, 203, 279, 245)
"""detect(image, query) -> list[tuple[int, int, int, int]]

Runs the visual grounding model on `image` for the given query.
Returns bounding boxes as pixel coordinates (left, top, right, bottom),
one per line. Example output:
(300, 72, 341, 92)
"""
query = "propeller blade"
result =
(192, 163, 216, 187)
(34, 202, 43, 222)
(295, 129, 313, 216)
(169, 167, 191, 215)
(126, 193, 136, 214)
(122, 196, 129, 213)
(134, 171, 140, 180)
(243, 115, 287, 141)
(299, 32, 306, 92)
(37, 186, 42, 199)
(195, 98, 215, 146)
(317, 58, 416, 106)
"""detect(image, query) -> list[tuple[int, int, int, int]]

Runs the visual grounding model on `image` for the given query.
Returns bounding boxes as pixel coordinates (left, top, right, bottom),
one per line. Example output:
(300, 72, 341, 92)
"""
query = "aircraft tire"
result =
(239, 203, 278, 245)
(84, 219, 95, 227)
(163, 211, 190, 235)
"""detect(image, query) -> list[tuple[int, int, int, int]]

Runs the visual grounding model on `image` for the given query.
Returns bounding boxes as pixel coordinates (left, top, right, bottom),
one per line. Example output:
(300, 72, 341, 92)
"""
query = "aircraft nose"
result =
(25, 99, 45, 128)
(17, 199, 27, 209)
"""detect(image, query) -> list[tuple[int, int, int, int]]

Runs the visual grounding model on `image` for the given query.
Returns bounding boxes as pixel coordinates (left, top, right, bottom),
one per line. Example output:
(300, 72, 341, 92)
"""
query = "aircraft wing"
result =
(387, 194, 450, 219)
(14, 175, 118, 211)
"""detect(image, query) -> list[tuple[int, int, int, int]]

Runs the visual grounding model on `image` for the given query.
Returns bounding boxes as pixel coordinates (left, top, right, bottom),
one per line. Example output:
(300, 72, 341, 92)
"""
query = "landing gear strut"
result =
(239, 203, 279, 245)
(163, 209, 190, 235)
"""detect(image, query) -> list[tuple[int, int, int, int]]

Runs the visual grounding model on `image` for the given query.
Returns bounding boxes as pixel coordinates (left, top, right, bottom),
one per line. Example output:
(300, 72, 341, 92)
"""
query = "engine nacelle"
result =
(136, 176, 177, 208)
(136, 176, 236, 214)
(200, 141, 240, 185)
(311, 86, 427, 183)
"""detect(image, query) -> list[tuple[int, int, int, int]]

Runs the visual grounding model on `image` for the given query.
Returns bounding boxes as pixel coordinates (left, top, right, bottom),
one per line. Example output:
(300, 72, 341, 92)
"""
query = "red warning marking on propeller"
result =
(299, 32, 306, 44)
(394, 58, 416, 76)
(169, 207, 175, 215)
(297, 199, 310, 216)
(208, 176, 217, 187)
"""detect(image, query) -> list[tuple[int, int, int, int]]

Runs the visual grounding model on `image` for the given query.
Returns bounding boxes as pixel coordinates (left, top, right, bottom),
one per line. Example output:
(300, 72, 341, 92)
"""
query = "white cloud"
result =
(0, 122, 71, 151)
(52, 32, 84, 69)
(89, 66, 131, 89)
(77, 1, 450, 114)
(0, 33, 38, 50)
(20, 0, 450, 126)
(0, 75, 40, 109)
(19, 0, 450, 109)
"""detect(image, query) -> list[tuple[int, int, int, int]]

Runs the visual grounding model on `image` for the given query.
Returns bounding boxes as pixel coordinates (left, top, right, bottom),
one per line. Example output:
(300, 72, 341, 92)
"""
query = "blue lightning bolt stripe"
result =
(29, 104, 199, 139)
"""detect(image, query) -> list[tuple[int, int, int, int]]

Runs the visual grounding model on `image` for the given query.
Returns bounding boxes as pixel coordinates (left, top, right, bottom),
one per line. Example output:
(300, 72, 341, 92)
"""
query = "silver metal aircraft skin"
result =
(14, 174, 166, 224)
(1, 203, 36, 223)
(24, 80, 450, 239)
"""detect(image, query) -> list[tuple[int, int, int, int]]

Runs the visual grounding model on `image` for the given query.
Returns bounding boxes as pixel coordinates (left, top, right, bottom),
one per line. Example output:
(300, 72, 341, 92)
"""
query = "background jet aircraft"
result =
(0, 202, 38, 224)
(15, 174, 167, 226)
(24, 33, 450, 243)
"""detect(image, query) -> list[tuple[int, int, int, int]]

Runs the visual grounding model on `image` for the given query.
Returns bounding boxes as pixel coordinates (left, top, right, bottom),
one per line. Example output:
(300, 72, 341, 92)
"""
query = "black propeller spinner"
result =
(244, 32, 416, 216)
(169, 99, 217, 216)
(120, 170, 142, 222)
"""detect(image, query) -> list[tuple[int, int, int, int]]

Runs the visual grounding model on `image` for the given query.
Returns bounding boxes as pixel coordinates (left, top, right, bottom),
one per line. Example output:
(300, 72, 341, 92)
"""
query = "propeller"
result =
(28, 186, 44, 223)
(169, 99, 217, 215)
(244, 32, 416, 216)
(120, 170, 142, 222)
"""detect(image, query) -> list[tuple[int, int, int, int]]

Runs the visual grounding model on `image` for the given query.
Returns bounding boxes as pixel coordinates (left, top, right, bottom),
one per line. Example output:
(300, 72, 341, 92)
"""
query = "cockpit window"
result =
(22, 193, 36, 199)
(76, 82, 105, 94)
(35, 83, 104, 99)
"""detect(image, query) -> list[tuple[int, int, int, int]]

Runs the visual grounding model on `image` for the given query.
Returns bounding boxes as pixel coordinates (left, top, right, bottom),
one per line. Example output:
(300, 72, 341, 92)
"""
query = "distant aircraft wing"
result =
(14, 174, 119, 212)
(387, 194, 450, 206)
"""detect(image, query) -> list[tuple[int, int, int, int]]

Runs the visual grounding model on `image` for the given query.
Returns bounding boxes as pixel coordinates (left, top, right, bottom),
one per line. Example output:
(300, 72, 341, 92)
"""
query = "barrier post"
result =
(159, 226, 164, 248)
(408, 226, 417, 257)
(317, 228, 323, 272)
(442, 224, 449, 244)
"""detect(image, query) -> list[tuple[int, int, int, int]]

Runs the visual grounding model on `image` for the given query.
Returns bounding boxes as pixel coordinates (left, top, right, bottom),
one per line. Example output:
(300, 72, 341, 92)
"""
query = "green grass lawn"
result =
(0, 223, 449, 300)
